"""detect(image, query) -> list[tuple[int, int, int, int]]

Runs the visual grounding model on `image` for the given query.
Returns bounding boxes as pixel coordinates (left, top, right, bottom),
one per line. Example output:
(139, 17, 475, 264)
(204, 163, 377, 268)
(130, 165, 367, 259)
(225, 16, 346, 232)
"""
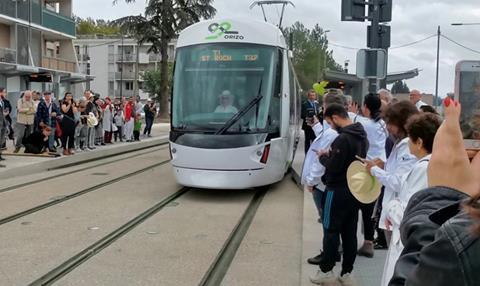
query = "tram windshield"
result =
(172, 43, 281, 134)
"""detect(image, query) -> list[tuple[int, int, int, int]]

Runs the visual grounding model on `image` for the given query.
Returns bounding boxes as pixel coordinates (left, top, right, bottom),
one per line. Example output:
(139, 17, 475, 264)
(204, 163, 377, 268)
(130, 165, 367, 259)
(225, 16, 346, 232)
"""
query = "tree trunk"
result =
(158, 37, 169, 120)
(158, 0, 170, 120)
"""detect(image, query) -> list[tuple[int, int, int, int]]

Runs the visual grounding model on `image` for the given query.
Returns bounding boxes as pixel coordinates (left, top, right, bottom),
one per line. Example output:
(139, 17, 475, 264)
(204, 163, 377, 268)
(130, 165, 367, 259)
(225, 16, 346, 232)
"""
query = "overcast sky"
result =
(74, 0, 480, 97)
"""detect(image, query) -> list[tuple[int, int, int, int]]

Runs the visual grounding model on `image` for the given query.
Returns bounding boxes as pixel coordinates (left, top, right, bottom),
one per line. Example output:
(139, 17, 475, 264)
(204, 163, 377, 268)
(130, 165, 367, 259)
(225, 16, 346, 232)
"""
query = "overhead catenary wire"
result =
(390, 34, 437, 49)
(441, 34, 480, 55)
(328, 33, 437, 51)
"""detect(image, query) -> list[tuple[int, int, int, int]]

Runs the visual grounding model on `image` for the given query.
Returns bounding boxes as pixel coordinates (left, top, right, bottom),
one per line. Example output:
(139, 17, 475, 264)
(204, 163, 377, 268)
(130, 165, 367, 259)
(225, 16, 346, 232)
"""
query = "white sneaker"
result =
(338, 272, 357, 286)
(310, 270, 336, 285)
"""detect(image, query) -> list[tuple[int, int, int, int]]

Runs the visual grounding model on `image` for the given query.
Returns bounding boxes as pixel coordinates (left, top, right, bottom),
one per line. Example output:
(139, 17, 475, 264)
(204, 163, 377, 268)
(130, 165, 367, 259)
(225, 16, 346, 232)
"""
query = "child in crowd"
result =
(133, 114, 142, 141)
(113, 106, 124, 142)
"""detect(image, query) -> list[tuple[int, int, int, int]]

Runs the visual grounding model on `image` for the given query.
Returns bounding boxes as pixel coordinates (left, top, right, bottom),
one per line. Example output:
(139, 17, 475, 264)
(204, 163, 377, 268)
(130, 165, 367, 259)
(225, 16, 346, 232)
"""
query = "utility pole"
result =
(342, 0, 392, 93)
(435, 25, 441, 107)
(119, 35, 124, 99)
(134, 41, 139, 99)
(368, 0, 380, 93)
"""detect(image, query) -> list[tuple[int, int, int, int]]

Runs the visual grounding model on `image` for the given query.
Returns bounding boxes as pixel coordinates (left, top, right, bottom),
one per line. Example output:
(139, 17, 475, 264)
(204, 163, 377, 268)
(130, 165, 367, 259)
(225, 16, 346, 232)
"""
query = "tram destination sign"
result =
(193, 49, 259, 62)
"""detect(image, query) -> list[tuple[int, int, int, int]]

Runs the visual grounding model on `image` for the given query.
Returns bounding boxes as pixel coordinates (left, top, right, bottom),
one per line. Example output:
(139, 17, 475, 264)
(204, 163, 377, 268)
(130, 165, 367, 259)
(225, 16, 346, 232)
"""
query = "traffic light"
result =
(369, 0, 393, 22)
(341, 0, 366, 22)
(367, 24, 391, 49)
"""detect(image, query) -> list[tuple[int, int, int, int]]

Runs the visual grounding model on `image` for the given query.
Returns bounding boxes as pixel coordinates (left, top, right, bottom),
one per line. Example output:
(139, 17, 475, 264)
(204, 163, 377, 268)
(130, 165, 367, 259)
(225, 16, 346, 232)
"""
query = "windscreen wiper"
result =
(215, 80, 263, 135)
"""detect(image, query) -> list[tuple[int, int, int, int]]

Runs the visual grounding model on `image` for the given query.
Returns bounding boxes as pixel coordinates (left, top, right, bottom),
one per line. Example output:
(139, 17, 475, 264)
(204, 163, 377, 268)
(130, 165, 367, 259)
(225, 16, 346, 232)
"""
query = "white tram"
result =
(170, 18, 301, 189)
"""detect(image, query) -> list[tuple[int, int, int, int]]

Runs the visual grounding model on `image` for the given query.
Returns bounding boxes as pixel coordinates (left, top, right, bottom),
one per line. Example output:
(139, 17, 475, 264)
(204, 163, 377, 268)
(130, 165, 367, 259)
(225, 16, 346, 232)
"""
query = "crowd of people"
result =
(301, 88, 480, 286)
(0, 88, 158, 166)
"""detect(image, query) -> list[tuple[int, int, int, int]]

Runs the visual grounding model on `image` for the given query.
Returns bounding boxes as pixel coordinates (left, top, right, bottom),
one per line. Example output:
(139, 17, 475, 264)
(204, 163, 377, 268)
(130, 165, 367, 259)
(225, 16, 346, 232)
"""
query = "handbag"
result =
(55, 120, 62, 138)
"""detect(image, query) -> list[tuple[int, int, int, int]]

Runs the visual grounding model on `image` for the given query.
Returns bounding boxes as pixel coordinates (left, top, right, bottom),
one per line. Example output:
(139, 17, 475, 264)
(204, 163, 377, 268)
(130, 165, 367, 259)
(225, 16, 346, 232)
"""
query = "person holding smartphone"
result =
(363, 101, 419, 245)
(301, 89, 321, 154)
(389, 98, 480, 286)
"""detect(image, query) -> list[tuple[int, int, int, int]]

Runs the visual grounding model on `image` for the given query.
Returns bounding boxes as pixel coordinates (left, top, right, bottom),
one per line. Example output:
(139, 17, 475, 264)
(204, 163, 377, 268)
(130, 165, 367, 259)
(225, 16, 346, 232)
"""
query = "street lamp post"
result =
(319, 29, 330, 81)
(435, 26, 441, 108)
(451, 23, 480, 26)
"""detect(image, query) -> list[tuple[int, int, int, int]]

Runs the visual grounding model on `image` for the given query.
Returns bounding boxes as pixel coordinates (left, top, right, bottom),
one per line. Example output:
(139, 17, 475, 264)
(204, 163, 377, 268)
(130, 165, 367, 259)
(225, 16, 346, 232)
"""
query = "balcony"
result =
(42, 9, 75, 37)
(0, 47, 16, 64)
(148, 53, 161, 62)
(42, 56, 77, 72)
(116, 54, 136, 62)
(114, 89, 135, 98)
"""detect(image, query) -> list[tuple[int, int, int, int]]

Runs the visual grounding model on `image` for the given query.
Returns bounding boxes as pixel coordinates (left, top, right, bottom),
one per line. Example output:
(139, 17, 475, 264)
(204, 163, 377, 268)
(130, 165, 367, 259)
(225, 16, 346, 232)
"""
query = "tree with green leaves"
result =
(75, 17, 120, 35)
(112, 0, 216, 118)
(391, 80, 410, 94)
(284, 22, 343, 91)
(141, 64, 173, 103)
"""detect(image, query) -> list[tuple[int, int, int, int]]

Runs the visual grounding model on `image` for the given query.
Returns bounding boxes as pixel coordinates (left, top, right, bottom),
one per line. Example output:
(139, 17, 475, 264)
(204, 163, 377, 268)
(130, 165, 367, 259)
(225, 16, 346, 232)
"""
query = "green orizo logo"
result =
(206, 22, 244, 40)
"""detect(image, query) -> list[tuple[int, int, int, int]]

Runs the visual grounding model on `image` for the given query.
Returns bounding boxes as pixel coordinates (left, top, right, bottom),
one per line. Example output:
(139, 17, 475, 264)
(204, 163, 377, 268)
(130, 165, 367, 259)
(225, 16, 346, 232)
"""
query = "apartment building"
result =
(74, 35, 176, 100)
(0, 0, 89, 115)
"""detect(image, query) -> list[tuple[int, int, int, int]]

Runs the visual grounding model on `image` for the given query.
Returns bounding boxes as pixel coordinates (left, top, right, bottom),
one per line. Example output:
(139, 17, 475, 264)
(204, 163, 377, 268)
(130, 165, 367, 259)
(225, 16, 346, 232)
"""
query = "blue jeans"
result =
(48, 127, 55, 150)
(144, 117, 154, 135)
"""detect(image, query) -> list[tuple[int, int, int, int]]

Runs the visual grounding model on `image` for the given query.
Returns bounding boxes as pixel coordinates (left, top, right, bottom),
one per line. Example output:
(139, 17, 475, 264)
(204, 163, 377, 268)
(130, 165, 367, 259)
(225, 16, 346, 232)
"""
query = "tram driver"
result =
(214, 90, 239, 114)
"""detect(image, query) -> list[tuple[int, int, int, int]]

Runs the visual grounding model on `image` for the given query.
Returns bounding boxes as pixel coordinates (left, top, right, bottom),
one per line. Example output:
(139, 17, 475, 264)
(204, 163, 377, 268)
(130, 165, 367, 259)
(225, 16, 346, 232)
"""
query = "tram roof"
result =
(177, 18, 287, 49)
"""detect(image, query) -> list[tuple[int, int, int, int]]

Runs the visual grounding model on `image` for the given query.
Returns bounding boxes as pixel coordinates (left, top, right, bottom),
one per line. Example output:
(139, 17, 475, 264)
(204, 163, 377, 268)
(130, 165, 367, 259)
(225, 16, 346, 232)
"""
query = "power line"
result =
(390, 34, 437, 49)
(328, 34, 437, 51)
(441, 34, 480, 55)
(328, 42, 360, 50)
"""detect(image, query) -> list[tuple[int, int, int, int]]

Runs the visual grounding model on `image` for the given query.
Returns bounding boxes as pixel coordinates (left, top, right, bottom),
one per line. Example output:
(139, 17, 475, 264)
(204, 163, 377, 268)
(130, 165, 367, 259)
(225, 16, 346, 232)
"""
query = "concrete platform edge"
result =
(0, 136, 169, 180)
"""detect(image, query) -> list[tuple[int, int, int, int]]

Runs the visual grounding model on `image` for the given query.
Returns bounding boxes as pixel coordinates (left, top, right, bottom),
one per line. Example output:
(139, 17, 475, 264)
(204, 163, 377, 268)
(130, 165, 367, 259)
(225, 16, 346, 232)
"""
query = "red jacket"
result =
(124, 103, 133, 122)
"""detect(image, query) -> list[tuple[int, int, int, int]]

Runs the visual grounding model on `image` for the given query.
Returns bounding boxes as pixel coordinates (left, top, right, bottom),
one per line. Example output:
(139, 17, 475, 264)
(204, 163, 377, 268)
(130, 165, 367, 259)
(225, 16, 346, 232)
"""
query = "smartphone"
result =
(454, 61, 480, 150)
(306, 108, 315, 125)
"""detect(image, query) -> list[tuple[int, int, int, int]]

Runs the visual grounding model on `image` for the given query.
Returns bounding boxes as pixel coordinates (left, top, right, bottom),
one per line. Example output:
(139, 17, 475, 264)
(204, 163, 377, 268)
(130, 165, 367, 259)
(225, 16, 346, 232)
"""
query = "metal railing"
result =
(0, 47, 16, 64)
(41, 56, 77, 72)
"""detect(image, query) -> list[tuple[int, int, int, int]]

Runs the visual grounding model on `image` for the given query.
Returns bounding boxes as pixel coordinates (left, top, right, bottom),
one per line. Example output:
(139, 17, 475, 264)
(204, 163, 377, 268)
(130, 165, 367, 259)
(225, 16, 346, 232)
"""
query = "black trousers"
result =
(360, 201, 376, 241)
(24, 143, 43, 154)
(304, 127, 316, 154)
(320, 187, 359, 275)
(61, 118, 75, 149)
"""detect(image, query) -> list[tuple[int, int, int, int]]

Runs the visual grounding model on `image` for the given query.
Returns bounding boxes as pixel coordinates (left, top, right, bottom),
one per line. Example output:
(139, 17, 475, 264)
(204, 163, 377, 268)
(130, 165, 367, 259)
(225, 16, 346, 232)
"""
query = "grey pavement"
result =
(293, 132, 386, 286)
(0, 150, 176, 286)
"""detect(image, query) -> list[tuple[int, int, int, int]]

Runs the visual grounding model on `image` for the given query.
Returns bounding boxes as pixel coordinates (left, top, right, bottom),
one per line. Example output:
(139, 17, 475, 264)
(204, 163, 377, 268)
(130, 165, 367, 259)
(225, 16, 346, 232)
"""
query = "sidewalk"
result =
(292, 133, 386, 286)
(0, 123, 170, 179)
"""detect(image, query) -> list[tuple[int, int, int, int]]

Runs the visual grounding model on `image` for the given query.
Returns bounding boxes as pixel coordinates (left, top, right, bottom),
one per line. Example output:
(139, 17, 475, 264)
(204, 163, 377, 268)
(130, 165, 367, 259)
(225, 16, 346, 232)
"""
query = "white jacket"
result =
(370, 137, 417, 230)
(301, 122, 338, 187)
(381, 154, 430, 286)
(354, 115, 388, 161)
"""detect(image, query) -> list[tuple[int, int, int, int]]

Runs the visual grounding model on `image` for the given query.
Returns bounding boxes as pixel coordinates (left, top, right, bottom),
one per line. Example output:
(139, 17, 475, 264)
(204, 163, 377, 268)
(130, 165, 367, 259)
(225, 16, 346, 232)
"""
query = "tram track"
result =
(0, 158, 171, 227)
(0, 143, 169, 194)
(28, 187, 190, 286)
(199, 187, 268, 286)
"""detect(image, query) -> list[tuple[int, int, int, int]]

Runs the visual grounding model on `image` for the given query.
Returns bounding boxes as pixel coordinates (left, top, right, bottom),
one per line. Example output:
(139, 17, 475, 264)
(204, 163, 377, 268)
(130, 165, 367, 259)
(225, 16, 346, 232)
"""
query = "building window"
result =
(125, 82, 133, 90)
(74, 46, 80, 55)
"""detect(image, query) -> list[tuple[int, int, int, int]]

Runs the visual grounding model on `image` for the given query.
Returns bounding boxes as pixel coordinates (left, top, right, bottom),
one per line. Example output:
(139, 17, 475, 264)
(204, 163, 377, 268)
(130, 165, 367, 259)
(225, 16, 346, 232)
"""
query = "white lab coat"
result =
(370, 137, 417, 230)
(415, 100, 428, 110)
(214, 105, 238, 113)
(301, 122, 338, 187)
(354, 115, 388, 161)
(380, 154, 431, 286)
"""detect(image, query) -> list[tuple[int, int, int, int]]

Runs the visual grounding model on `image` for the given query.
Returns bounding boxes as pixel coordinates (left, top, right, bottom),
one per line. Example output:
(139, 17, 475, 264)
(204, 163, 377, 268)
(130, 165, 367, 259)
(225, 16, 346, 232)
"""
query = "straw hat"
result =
(347, 161, 382, 204)
(87, 112, 98, 127)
